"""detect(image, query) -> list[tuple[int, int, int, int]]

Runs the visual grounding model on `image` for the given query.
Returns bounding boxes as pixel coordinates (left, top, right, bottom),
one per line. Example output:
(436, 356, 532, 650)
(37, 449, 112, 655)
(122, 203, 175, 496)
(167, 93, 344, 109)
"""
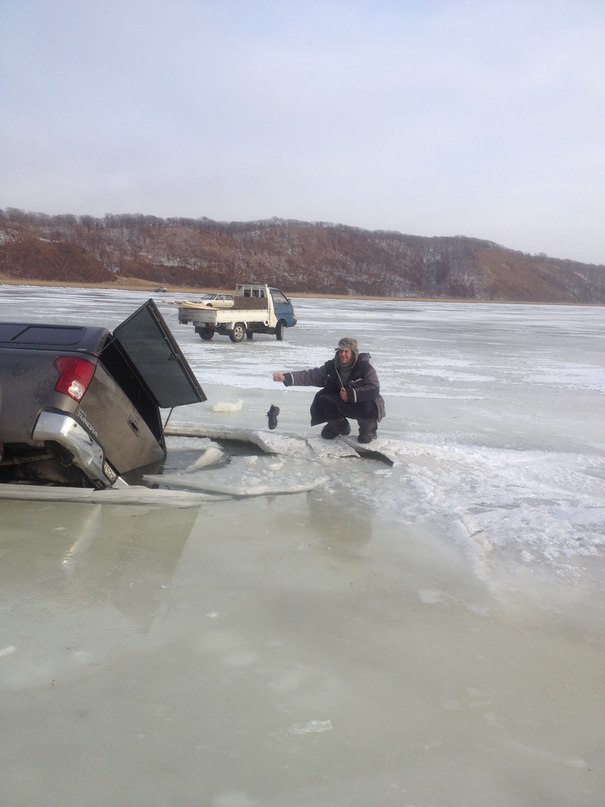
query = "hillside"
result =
(1, 208, 604, 303)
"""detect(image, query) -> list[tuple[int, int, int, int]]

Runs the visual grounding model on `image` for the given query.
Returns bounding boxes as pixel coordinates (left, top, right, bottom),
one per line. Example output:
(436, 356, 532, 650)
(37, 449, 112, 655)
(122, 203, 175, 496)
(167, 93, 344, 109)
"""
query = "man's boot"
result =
(357, 417, 378, 444)
(321, 418, 351, 439)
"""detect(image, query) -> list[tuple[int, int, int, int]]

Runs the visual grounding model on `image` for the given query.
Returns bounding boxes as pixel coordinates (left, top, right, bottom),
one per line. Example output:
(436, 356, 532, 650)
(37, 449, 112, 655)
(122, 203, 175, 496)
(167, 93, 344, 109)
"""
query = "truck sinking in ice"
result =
(177, 283, 297, 342)
(0, 300, 206, 489)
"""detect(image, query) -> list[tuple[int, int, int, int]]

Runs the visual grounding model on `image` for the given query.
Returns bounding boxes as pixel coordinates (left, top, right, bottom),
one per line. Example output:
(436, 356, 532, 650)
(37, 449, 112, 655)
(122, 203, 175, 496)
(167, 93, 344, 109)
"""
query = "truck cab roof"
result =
(0, 322, 110, 354)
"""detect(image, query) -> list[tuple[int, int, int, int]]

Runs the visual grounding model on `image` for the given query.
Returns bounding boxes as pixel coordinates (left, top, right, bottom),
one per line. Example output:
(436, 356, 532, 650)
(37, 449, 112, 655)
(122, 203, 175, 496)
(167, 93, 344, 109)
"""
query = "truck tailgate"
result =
(112, 299, 206, 408)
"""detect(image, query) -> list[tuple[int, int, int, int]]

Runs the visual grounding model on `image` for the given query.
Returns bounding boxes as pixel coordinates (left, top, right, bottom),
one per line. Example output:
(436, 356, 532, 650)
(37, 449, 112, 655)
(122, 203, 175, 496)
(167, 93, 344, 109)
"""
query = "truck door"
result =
(269, 289, 296, 327)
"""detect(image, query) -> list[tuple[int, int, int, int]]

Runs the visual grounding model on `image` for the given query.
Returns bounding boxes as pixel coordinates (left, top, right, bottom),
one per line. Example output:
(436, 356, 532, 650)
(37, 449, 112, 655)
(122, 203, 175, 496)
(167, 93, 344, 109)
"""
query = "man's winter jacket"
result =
(282, 352, 386, 426)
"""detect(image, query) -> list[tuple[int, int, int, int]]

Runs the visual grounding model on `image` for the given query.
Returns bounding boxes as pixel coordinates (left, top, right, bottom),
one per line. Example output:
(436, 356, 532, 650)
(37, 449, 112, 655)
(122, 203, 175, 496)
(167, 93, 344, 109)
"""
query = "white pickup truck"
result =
(177, 283, 297, 342)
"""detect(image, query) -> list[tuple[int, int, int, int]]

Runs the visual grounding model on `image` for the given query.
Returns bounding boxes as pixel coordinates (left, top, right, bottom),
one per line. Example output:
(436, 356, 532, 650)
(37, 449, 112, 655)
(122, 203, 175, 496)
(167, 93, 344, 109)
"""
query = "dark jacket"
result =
(283, 352, 386, 426)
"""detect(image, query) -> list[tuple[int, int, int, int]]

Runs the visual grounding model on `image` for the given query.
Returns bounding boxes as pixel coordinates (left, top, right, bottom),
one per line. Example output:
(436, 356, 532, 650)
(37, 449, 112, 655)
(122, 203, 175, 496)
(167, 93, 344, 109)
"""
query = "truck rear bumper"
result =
(32, 411, 120, 488)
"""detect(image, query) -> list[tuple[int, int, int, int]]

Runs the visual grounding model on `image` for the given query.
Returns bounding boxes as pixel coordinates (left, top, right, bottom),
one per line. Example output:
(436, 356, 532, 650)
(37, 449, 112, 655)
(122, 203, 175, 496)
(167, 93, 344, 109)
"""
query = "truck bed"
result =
(178, 297, 270, 325)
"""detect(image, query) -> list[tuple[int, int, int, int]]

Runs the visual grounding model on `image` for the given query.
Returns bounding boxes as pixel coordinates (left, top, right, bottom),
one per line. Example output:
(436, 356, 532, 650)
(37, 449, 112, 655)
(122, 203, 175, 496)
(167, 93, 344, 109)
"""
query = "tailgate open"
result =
(111, 299, 206, 408)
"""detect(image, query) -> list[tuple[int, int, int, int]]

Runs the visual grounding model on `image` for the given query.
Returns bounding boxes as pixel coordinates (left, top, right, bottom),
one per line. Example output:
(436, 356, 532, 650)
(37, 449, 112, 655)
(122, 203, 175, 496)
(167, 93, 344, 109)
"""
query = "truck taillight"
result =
(54, 357, 96, 401)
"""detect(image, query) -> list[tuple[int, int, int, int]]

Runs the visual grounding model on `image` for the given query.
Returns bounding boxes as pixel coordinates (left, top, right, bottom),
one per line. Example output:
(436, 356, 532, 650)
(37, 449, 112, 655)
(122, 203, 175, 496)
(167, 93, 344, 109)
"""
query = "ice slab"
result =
(145, 454, 327, 497)
(306, 435, 359, 459)
(165, 423, 396, 464)
(144, 472, 326, 497)
(0, 483, 219, 506)
(339, 435, 396, 466)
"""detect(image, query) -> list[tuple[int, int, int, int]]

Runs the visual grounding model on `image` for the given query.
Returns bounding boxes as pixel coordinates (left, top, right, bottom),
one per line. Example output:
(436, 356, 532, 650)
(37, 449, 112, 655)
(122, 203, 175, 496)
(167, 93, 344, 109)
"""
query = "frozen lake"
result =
(1, 286, 604, 806)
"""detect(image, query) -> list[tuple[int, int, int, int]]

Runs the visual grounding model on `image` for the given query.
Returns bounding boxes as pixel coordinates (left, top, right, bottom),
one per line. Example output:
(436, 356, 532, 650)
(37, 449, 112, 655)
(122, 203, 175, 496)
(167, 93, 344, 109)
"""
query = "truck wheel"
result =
(230, 322, 246, 342)
(199, 329, 214, 341)
(275, 320, 285, 341)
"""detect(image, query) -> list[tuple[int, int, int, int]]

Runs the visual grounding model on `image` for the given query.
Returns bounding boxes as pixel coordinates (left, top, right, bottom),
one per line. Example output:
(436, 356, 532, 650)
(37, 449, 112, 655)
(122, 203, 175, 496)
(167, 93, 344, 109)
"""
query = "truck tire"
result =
(230, 322, 246, 342)
(275, 320, 285, 341)
(199, 328, 214, 341)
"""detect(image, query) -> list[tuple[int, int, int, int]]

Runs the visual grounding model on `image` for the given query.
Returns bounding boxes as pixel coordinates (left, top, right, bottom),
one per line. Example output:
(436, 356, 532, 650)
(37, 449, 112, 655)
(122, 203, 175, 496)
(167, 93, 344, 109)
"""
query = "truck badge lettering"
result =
(77, 410, 98, 438)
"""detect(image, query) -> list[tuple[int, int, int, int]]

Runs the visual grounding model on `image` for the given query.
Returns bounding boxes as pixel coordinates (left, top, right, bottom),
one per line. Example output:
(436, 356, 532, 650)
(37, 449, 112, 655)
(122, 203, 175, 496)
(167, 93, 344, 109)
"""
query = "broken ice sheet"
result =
(145, 455, 327, 497)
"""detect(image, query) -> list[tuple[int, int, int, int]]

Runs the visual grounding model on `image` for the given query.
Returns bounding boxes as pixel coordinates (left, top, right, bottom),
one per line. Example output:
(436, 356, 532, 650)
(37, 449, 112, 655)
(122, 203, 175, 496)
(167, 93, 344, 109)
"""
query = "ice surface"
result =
(1, 286, 604, 805)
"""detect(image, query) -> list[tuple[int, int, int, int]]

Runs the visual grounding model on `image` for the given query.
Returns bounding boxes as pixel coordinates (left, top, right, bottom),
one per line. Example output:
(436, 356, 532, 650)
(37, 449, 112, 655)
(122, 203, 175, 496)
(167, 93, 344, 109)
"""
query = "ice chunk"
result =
(287, 719, 334, 735)
(144, 471, 326, 497)
(212, 399, 243, 412)
(0, 483, 220, 506)
(184, 445, 226, 471)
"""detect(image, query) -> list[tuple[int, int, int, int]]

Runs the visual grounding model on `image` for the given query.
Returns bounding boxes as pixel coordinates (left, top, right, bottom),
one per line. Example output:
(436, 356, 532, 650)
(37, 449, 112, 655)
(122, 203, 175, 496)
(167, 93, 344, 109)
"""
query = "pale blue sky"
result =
(2, 0, 604, 264)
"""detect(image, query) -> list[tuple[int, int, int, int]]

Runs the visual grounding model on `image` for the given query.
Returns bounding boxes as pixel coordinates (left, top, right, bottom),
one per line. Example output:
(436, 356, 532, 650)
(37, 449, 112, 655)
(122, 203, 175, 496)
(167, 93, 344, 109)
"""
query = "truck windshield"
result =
(270, 290, 289, 304)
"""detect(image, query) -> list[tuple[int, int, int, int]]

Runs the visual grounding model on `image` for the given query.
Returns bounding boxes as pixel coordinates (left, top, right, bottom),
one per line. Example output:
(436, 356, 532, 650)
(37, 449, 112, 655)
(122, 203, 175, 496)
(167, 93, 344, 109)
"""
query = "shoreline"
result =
(0, 275, 599, 306)
(0, 274, 471, 302)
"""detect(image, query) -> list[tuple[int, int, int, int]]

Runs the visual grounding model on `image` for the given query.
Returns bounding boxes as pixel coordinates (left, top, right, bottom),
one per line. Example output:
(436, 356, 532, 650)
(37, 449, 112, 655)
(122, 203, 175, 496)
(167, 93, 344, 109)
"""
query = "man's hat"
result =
(336, 337, 358, 353)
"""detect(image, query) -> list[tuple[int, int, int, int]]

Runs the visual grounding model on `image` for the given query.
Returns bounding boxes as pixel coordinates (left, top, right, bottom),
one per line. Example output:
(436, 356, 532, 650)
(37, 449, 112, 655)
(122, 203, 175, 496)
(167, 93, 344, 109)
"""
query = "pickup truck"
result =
(0, 299, 206, 489)
(177, 283, 297, 341)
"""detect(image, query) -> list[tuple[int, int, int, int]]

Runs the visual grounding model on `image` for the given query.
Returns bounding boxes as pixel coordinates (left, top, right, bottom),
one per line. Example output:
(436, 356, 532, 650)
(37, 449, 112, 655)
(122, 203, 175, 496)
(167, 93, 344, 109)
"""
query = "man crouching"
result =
(272, 337, 385, 443)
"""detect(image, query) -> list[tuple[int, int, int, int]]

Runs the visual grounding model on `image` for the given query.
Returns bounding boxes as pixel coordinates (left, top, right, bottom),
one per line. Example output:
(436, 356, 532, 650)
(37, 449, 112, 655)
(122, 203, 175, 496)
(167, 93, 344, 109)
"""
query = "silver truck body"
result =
(0, 300, 206, 488)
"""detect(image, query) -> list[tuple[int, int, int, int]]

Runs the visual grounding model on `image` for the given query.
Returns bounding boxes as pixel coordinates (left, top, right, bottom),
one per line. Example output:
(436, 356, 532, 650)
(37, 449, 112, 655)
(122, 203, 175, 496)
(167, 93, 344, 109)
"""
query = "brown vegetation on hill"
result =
(1, 208, 604, 303)
(0, 232, 113, 284)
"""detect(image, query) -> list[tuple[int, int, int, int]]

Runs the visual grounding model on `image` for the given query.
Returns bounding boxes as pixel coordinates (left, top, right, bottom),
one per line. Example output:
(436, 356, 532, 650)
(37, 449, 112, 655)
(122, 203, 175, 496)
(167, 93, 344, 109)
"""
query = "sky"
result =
(1, 0, 604, 265)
